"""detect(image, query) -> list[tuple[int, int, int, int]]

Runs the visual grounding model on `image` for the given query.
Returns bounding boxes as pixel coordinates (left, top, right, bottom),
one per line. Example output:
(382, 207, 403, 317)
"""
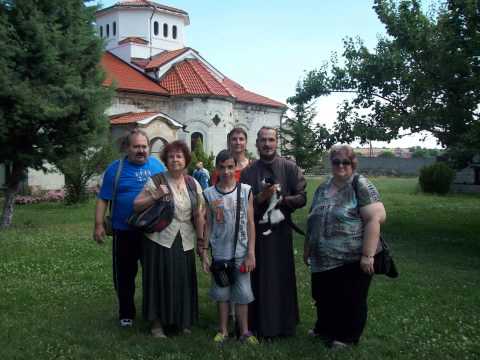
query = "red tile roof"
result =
(101, 50, 285, 108)
(159, 58, 285, 108)
(101, 52, 169, 96)
(110, 112, 159, 125)
(160, 59, 231, 97)
(98, 1, 188, 17)
(118, 36, 149, 45)
(144, 48, 192, 70)
(222, 78, 285, 108)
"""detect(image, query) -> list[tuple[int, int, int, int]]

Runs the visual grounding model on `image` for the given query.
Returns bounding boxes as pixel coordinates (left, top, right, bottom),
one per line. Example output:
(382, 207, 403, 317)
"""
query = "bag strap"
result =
(151, 172, 166, 189)
(232, 183, 241, 258)
(108, 158, 124, 217)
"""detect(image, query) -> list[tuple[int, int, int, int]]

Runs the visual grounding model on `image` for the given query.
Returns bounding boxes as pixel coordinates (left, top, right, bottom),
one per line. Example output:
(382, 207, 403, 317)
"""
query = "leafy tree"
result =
(280, 102, 334, 172)
(0, 0, 112, 227)
(55, 137, 118, 204)
(289, 0, 480, 166)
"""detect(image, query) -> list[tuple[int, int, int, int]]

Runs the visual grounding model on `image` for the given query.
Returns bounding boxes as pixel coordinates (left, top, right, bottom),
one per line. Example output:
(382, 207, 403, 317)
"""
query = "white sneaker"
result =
(119, 319, 133, 328)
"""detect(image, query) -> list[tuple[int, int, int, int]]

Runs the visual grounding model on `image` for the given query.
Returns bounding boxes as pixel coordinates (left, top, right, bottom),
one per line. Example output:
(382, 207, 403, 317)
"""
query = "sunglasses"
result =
(331, 159, 352, 166)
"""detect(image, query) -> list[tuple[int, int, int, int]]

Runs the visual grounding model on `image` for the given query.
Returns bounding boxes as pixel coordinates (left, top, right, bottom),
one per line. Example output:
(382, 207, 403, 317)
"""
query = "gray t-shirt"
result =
(204, 183, 251, 260)
(307, 174, 381, 272)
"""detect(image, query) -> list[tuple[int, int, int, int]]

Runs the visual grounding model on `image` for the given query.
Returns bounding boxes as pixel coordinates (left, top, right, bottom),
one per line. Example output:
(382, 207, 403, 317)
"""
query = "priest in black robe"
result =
(240, 126, 307, 338)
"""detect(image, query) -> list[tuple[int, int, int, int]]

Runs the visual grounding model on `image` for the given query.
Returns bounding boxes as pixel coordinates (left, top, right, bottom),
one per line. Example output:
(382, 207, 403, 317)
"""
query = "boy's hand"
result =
(243, 252, 256, 272)
(201, 254, 211, 273)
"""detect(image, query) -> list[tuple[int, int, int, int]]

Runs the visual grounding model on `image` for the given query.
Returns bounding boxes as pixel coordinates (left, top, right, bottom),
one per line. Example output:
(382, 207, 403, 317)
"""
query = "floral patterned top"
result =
(306, 174, 381, 273)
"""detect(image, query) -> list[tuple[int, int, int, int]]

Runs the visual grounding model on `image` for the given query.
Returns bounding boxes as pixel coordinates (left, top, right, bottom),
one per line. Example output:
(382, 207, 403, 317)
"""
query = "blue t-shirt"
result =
(193, 168, 210, 190)
(99, 156, 165, 230)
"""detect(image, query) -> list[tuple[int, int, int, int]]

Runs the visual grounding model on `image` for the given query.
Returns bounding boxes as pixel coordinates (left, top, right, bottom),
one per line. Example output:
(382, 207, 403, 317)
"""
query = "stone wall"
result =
(313, 156, 436, 176)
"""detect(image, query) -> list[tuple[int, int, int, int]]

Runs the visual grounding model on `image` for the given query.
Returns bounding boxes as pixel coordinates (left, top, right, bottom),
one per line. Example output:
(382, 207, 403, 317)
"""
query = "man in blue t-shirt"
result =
(193, 161, 210, 190)
(94, 129, 165, 328)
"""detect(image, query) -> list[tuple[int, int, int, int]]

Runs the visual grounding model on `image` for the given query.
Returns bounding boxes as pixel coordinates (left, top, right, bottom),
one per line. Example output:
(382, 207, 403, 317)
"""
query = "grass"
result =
(1, 177, 479, 359)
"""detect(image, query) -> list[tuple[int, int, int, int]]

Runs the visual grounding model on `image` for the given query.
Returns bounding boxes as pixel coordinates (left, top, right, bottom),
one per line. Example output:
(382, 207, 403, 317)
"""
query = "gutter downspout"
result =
(149, 4, 155, 61)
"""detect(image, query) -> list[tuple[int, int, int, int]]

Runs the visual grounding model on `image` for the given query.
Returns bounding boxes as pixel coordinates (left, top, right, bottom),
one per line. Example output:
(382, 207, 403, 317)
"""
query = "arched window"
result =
(172, 25, 177, 39)
(163, 23, 168, 37)
(113, 21, 116, 36)
(153, 21, 159, 36)
(150, 137, 168, 160)
(106, 23, 110, 37)
(191, 132, 203, 151)
(99, 26, 103, 37)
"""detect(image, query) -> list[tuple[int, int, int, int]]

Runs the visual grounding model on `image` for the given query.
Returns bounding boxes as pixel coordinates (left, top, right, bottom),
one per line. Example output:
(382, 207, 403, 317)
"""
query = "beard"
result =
(259, 149, 277, 162)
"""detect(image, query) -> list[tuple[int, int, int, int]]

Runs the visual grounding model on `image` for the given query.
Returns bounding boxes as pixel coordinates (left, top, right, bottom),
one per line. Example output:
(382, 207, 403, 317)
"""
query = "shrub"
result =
(378, 150, 395, 158)
(419, 162, 455, 194)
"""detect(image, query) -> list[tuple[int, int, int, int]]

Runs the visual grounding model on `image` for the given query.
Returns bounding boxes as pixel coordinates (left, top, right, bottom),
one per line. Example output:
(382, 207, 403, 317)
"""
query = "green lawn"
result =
(1, 177, 479, 359)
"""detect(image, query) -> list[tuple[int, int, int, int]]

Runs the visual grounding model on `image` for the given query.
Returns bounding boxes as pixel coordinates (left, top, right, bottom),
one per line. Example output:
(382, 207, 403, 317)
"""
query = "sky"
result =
(95, 0, 441, 149)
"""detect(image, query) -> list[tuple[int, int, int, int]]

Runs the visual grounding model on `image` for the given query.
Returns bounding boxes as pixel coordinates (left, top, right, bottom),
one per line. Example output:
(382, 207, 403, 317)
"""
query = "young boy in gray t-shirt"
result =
(200, 150, 258, 344)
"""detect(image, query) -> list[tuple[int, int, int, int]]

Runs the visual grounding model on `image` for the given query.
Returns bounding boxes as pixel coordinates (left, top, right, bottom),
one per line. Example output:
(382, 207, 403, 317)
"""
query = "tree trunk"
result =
(0, 163, 25, 229)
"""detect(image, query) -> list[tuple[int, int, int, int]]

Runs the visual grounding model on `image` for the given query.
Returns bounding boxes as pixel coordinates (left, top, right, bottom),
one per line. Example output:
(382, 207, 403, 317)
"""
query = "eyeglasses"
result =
(331, 159, 352, 166)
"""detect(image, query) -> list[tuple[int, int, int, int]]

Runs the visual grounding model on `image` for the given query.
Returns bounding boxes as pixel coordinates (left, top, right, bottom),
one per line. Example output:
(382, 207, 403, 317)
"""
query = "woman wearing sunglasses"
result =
(304, 145, 386, 348)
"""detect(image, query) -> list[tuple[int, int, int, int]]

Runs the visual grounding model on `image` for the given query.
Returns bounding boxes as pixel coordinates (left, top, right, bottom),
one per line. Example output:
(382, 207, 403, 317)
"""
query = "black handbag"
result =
(352, 175, 399, 278)
(374, 236, 399, 278)
(127, 173, 174, 233)
(210, 184, 241, 287)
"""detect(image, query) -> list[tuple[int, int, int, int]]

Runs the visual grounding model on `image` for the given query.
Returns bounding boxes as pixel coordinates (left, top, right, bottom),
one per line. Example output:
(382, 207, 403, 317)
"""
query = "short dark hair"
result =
(256, 126, 278, 140)
(121, 128, 149, 151)
(160, 140, 192, 168)
(215, 149, 237, 167)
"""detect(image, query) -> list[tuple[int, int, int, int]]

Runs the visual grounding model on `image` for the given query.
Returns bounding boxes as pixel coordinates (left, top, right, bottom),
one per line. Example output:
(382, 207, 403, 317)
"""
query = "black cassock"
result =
(240, 156, 307, 337)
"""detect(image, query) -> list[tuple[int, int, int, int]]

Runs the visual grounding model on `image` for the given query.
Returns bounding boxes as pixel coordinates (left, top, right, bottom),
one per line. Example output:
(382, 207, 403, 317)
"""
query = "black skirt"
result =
(142, 233, 198, 329)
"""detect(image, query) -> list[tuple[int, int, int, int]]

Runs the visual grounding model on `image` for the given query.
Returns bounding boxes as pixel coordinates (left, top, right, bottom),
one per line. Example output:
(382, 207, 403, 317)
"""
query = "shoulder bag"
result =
(127, 173, 174, 233)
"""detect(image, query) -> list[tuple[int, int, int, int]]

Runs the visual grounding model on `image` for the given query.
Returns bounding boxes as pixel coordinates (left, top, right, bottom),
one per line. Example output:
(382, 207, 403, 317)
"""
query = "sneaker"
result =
(239, 331, 259, 345)
(119, 319, 133, 328)
(308, 329, 319, 337)
(151, 326, 167, 338)
(331, 340, 348, 349)
(213, 332, 228, 344)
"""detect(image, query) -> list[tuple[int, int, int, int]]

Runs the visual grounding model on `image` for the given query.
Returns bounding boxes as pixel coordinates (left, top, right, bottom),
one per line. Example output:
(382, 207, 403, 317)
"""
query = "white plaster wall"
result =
(169, 98, 235, 155)
(107, 93, 171, 116)
(150, 12, 186, 51)
(98, 9, 185, 58)
(96, 12, 120, 50)
(118, 10, 150, 45)
(233, 104, 284, 156)
(28, 165, 65, 190)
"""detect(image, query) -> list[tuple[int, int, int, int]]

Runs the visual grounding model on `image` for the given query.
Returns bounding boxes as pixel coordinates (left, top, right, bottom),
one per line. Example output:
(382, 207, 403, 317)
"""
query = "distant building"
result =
(354, 147, 412, 158)
(452, 154, 480, 193)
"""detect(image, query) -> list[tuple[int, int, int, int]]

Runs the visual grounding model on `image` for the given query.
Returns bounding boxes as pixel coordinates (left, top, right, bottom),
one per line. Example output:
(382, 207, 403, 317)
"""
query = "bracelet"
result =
(362, 254, 374, 258)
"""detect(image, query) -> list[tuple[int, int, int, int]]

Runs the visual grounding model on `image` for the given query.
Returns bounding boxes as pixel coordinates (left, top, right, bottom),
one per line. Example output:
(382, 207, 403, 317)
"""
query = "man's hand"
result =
(256, 184, 276, 204)
(94, 224, 106, 244)
(243, 252, 256, 272)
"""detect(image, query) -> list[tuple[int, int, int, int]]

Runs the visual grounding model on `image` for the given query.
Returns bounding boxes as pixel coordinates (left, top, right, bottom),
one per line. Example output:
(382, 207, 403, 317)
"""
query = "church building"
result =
(1, 0, 286, 191)
(97, 0, 286, 157)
